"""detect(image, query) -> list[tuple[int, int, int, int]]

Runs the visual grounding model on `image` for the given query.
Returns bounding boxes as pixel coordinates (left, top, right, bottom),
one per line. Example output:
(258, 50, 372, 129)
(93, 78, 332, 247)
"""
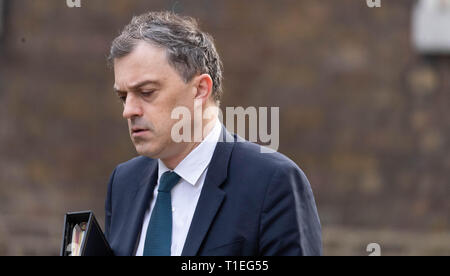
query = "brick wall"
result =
(0, 0, 448, 255)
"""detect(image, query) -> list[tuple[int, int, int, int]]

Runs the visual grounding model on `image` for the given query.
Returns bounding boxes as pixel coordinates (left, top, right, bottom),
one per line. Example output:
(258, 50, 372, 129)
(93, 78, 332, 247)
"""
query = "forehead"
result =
(113, 41, 176, 89)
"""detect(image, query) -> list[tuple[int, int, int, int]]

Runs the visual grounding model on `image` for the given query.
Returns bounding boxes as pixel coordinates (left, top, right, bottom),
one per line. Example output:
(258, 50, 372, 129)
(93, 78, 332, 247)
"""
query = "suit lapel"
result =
(122, 159, 158, 256)
(181, 125, 236, 256)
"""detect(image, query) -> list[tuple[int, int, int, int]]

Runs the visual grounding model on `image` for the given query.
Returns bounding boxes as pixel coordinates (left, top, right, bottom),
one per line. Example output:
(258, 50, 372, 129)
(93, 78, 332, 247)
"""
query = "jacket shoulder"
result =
(111, 156, 157, 191)
(231, 139, 303, 174)
(115, 155, 155, 174)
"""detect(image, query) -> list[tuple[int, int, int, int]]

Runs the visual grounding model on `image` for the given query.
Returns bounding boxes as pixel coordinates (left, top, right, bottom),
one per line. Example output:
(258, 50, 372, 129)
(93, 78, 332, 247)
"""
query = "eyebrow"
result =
(113, 79, 161, 93)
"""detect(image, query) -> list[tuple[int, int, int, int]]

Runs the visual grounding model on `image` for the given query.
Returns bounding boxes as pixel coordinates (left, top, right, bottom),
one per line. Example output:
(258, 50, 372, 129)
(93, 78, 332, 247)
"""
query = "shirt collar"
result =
(158, 119, 222, 186)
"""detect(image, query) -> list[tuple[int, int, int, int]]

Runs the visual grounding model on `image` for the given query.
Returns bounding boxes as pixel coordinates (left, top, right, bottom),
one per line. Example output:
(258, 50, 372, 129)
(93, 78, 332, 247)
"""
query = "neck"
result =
(161, 117, 217, 170)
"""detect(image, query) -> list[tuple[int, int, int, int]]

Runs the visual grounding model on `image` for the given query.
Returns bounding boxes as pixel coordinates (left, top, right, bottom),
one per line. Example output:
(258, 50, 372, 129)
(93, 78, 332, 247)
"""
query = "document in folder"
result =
(61, 211, 114, 256)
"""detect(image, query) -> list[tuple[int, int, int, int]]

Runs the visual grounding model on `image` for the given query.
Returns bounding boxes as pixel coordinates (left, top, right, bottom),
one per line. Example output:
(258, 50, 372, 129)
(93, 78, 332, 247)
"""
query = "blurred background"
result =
(0, 0, 449, 256)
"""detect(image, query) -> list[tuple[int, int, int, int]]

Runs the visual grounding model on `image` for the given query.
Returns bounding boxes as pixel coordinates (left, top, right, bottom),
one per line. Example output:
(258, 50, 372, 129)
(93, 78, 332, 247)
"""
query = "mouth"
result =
(131, 127, 150, 137)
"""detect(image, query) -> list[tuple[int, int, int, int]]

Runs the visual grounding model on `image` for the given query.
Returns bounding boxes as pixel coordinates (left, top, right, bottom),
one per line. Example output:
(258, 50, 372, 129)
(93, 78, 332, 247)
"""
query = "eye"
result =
(117, 93, 127, 103)
(141, 90, 155, 97)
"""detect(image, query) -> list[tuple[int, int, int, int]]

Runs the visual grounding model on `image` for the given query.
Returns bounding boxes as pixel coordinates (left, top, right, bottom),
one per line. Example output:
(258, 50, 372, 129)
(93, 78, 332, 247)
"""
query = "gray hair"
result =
(108, 11, 223, 104)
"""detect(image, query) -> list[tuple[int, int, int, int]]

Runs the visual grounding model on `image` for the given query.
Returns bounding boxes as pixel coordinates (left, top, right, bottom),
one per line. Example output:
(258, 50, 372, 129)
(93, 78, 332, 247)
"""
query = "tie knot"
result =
(158, 171, 180, 193)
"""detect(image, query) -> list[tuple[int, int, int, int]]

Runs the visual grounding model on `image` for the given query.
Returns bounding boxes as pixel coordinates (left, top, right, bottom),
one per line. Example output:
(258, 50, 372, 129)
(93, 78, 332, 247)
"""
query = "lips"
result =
(131, 127, 149, 133)
(131, 127, 150, 138)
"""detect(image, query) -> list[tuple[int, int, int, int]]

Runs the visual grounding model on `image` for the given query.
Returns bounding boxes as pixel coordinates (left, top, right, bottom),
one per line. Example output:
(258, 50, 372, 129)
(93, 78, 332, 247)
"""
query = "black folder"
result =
(60, 211, 114, 256)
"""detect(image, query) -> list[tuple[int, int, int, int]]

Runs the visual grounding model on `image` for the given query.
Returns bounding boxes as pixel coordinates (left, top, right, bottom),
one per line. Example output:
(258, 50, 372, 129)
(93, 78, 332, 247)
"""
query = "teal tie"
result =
(143, 171, 181, 256)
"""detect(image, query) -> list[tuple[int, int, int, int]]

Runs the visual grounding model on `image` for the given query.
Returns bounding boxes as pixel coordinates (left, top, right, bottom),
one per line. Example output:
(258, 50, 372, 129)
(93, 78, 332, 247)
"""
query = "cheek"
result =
(149, 87, 192, 130)
(148, 109, 175, 139)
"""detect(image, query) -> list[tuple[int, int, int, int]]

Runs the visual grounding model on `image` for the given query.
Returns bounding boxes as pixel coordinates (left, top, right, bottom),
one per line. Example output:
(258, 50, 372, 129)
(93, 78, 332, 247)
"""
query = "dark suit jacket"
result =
(104, 125, 322, 256)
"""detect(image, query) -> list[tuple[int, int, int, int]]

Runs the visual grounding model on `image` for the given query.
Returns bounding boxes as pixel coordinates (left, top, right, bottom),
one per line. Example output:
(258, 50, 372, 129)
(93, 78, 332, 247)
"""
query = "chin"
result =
(135, 144, 161, 159)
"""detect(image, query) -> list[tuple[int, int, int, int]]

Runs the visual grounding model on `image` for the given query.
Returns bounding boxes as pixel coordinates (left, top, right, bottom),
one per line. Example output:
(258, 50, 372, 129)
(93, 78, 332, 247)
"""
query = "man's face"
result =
(113, 41, 197, 159)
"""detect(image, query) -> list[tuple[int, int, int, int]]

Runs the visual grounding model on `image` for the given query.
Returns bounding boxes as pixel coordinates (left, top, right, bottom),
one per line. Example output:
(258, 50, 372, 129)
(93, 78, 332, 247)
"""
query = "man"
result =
(105, 11, 322, 256)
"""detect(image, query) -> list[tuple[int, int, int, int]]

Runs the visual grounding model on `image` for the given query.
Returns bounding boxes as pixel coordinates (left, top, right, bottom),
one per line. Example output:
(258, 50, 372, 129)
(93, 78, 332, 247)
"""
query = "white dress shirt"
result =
(135, 119, 222, 256)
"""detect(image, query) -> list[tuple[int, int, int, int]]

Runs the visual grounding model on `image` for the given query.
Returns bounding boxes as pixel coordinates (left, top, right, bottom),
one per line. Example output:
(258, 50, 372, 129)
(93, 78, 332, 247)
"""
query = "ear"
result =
(193, 74, 213, 105)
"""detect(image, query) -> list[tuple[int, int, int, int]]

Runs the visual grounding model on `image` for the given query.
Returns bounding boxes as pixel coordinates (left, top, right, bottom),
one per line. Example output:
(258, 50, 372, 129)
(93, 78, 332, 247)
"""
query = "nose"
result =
(122, 93, 143, 119)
